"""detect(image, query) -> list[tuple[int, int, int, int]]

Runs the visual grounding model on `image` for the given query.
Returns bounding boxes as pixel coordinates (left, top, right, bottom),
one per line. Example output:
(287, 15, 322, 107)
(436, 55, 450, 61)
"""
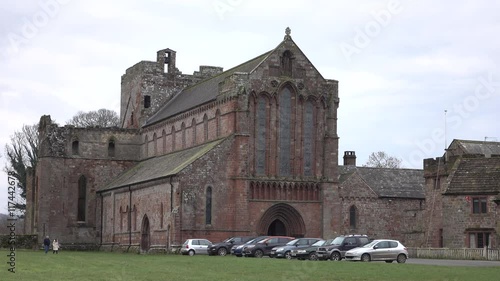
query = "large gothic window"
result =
(303, 101, 314, 176)
(205, 186, 212, 225)
(255, 96, 267, 175)
(279, 88, 292, 176)
(77, 175, 87, 222)
(191, 118, 197, 146)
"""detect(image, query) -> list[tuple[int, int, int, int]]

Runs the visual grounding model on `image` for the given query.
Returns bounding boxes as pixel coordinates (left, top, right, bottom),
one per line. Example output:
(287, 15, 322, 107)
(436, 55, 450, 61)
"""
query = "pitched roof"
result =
(445, 157, 500, 195)
(451, 139, 500, 156)
(99, 138, 225, 191)
(339, 166, 425, 199)
(144, 51, 272, 126)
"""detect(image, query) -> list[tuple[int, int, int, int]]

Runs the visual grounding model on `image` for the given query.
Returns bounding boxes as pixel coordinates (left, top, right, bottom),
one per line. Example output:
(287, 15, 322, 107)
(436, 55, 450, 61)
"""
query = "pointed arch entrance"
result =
(140, 215, 150, 252)
(257, 203, 306, 237)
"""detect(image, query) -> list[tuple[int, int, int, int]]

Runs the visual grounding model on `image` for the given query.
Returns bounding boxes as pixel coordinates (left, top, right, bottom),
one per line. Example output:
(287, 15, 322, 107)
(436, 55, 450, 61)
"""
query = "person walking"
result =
(43, 236, 50, 254)
(52, 239, 60, 254)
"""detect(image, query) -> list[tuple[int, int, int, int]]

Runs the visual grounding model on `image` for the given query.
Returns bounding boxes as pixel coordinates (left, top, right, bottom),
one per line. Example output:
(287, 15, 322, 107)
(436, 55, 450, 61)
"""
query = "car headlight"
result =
(246, 245, 255, 248)
(275, 247, 284, 252)
(297, 250, 306, 253)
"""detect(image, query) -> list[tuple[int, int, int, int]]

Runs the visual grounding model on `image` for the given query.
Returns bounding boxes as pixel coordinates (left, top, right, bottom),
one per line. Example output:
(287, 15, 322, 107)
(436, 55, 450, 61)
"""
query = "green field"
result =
(2, 250, 500, 281)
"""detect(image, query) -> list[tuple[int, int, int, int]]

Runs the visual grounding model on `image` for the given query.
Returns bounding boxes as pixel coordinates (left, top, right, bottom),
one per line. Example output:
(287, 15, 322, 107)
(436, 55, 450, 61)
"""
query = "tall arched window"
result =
(303, 100, 315, 176)
(153, 133, 157, 156)
(349, 205, 357, 229)
(181, 122, 186, 149)
(205, 186, 212, 225)
(255, 96, 267, 175)
(108, 138, 116, 158)
(144, 135, 149, 158)
(171, 126, 176, 151)
(72, 140, 79, 155)
(279, 87, 292, 176)
(162, 129, 166, 154)
(203, 114, 208, 142)
(77, 175, 87, 222)
(191, 118, 197, 146)
(215, 109, 221, 138)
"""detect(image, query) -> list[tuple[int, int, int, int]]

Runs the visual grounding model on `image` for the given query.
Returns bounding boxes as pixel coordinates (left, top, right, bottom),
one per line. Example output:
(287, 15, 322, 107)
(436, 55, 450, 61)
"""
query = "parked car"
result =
(208, 236, 255, 256)
(243, 236, 294, 258)
(180, 239, 212, 256)
(231, 236, 269, 257)
(344, 239, 408, 263)
(291, 239, 330, 260)
(270, 238, 322, 259)
(317, 234, 370, 261)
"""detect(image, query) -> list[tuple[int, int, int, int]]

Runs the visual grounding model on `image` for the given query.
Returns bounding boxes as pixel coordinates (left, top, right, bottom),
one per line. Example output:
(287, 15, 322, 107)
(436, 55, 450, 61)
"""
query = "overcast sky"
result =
(1, 0, 499, 213)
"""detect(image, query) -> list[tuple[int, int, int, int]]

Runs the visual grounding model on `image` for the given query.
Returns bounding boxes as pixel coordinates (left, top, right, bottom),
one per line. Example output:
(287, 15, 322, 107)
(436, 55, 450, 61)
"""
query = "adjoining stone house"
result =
(26, 29, 342, 251)
(338, 152, 426, 247)
(424, 139, 500, 248)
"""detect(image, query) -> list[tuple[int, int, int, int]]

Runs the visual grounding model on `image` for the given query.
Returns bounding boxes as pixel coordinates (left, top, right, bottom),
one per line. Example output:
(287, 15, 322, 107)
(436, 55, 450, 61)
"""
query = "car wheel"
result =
(385, 260, 394, 263)
(218, 247, 227, 256)
(254, 249, 264, 258)
(330, 251, 341, 261)
(188, 250, 195, 256)
(285, 251, 292, 260)
(397, 254, 407, 264)
(361, 253, 371, 262)
(309, 252, 318, 261)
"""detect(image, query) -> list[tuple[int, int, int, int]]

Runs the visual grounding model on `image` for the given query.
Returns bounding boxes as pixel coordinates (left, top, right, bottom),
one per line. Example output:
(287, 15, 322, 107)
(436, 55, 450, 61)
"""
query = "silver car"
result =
(344, 239, 408, 263)
(180, 239, 212, 256)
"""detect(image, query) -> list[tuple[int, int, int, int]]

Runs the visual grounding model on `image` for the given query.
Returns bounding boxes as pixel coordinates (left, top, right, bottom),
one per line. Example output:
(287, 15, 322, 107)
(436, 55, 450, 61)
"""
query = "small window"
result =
(349, 205, 357, 229)
(144, 95, 151, 108)
(108, 139, 115, 157)
(469, 232, 491, 248)
(72, 140, 79, 155)
(472, 197, 487, 214)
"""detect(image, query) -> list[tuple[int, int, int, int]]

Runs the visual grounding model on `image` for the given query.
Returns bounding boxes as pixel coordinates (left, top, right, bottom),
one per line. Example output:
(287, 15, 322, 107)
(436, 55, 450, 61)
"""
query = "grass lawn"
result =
(2, 249, 500, 281)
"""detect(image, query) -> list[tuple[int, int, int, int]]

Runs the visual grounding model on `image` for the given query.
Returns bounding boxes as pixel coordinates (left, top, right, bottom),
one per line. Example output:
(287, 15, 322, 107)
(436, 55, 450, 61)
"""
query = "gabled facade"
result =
(27, 29, 341, 251)
(338, 152, 426, 246)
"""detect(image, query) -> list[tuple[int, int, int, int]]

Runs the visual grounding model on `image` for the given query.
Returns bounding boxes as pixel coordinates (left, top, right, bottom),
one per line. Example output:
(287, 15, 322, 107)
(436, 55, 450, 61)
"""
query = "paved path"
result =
(407, 258, 500, 267)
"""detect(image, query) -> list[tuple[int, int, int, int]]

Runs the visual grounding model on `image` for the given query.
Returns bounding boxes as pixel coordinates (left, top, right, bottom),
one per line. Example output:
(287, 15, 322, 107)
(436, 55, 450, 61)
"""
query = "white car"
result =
(344, 239, 408, 263)
(181, 239, 212, 256)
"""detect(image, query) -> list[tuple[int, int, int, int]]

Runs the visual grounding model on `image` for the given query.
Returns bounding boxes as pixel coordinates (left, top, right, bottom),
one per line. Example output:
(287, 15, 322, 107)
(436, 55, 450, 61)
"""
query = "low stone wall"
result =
(408, 247, 500, 261)
(99, 243, 182, 254)
(0, 235, 38, 249)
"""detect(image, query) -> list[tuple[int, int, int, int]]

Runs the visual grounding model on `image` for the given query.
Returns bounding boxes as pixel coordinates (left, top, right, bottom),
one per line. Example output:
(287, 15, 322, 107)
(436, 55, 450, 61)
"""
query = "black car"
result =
(243, 236, 294, 258)
(291, 239, 330, 260)
(270, 238, 322, 259)
(208, 236, 255, 256)
(316, 235, 370, 261)
(231, 236, 269, 257)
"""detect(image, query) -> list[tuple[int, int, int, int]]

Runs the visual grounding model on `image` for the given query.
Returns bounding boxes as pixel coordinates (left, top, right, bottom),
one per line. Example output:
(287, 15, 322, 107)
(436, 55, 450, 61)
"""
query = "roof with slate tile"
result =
(444, 156, 500, 195)
(144, 50, 272, 126)
(450, 139, 500, 156)
(99, 138, 225, 191)
(339, 166, 425, 199)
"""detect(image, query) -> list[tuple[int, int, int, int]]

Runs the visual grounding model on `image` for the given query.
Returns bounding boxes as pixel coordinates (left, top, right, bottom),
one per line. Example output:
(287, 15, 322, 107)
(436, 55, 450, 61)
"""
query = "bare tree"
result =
(363, 151, 402, 168)
(66, 108, 119, 127)
(3, 124, 39, 214)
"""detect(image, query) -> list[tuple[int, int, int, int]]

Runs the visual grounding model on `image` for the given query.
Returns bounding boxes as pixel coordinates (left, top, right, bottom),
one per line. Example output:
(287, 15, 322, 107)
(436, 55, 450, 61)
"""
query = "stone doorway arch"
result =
(140, 215, 150, 252)
(257, 203, 306, 237)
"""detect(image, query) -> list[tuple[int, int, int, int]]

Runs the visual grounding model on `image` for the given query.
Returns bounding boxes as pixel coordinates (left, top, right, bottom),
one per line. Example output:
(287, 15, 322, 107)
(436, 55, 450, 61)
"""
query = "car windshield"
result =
(331, 237, 345, 245)
(362, 241, 377, 248)
(246, 237, 266, 245)
(286, 239, 300, 246)
(223, 237, 233, 243)
(311, 240, 326, 247)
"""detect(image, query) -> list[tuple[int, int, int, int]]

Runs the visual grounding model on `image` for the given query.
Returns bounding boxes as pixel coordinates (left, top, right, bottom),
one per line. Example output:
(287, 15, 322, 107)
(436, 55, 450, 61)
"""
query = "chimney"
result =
(343, 151, 356, 166)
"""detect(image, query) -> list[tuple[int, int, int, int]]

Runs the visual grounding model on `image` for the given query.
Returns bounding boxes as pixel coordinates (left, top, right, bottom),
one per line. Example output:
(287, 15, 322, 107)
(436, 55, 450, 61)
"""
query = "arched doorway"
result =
(140, 215, 150, 252)
(257, 203, 306, 237)
(268, 219, 286, 236)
